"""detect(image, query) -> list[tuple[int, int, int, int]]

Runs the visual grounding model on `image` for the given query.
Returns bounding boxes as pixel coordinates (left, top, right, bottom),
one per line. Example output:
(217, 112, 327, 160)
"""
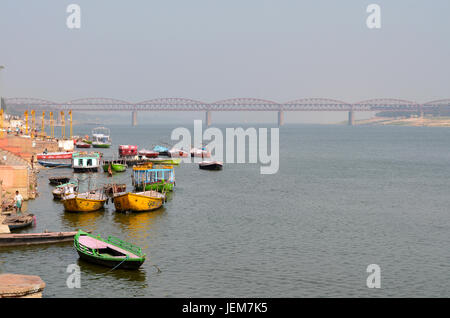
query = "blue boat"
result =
(152, 145, 169, 156)
(38, 160, 72, 168)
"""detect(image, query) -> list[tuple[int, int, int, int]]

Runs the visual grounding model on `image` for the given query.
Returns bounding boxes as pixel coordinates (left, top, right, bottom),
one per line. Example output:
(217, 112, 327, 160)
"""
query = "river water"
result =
(1, 124, 450, 297)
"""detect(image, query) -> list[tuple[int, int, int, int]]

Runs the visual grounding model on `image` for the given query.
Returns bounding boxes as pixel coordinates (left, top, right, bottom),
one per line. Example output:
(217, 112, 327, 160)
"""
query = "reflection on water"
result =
(112, 208, 166, 249)
(61, 209, 107, 233)
(76, 258, 148, 285)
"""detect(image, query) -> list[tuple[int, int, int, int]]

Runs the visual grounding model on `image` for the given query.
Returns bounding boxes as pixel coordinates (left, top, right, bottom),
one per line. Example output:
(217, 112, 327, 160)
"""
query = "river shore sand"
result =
(344, 116, 450, 127)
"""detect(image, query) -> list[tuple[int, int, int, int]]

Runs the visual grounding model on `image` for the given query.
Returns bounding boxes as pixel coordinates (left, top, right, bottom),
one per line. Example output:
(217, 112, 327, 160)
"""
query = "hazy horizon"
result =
(1, 0, 449, 123)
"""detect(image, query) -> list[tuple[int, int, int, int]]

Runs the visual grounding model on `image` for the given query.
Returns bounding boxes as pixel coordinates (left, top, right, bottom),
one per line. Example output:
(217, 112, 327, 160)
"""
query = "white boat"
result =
(92, 127, 112, 148)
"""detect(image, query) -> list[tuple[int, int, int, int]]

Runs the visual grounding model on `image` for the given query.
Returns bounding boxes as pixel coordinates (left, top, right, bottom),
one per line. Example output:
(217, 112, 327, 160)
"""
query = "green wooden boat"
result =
(93, 143, 111, 148)
(74, 230, 146, 269)
(146, 158, 181, 165)
(102, 162, 127, 173)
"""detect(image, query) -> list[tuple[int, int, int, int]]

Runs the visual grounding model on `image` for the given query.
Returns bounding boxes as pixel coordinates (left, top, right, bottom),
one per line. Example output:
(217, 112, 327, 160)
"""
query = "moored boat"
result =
(118, 145, 138, 157)
(72, 152, 101, 173)
(103, 183, 127, 196)
(168, 148, 189, 158)
(0, 231, 82, 247)
(52, 182, 78, 200)
(199, 161, 223, 170)
(74, 230, 146, 269)
(153, 145, 170, 156)
(36, 152, 73, 160)
(62, 191, 106, 212)
(39, 160, 72, 168)
(75, 140, 91, 148)
(102, 160, 127, 173)
(92, 127, 112, 148)
(144, 158, 181, 165)
(113, 191, 165, 213)
(49, 176, 71, 185)
(138, 149, 158, 158)
(132, 164, 175, 192)
(191, 147, 211, 158)
(2, 214, 35, 230)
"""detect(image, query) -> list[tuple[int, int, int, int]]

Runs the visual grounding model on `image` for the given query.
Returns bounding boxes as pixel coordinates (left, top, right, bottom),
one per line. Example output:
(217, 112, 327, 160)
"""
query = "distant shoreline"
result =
(343, 117, 450, 127)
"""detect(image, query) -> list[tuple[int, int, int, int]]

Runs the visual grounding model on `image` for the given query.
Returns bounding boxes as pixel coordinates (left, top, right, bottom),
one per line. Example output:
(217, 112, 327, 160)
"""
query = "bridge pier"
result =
(348, 110, 354, 126)
(205, 111, 212, 127)
(278, 111, 284, 127)
(132, 111, 137, 126)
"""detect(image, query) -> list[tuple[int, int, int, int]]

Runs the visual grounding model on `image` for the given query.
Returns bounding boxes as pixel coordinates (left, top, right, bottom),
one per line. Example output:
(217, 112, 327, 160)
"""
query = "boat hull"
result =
(0, 232, 80, 247)
(103, 164, 126, 172)
(114, 192, 164, 212)
(39, 161, 72, 168)
(76, 143, 91, 148)
(199, 163, 223, 170)
(3, 214, 34, 230)
(73, 167, 99, 173)
(63, 197, 106, 212)
(74, 230, 145, 269)
(49, 177, 71, 185)
(77, 250, 145, 269)
(36, 152, 73, 160)
(92, 143, 111, 148)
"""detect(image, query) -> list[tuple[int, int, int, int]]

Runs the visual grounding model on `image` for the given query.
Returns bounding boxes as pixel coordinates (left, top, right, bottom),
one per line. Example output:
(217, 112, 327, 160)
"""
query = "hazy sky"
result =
(0, 0, 449, 123)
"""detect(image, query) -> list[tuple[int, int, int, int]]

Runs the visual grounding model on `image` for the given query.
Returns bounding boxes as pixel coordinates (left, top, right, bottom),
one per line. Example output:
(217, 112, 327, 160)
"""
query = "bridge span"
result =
(3, 97, 450, 126)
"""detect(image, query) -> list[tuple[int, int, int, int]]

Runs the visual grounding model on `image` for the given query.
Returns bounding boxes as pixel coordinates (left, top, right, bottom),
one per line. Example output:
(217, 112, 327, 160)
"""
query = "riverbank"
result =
(0, 134, 59, 204)
(348, 116, 450, 127)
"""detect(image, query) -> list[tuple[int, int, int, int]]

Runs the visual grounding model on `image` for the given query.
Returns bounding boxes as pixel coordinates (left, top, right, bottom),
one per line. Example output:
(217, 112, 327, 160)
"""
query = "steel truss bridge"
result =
(4, 97, 450, 126)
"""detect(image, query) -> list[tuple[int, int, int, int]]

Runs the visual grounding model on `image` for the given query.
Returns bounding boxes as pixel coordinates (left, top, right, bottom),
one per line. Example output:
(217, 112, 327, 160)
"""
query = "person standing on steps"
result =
(14, 190, 23, 214)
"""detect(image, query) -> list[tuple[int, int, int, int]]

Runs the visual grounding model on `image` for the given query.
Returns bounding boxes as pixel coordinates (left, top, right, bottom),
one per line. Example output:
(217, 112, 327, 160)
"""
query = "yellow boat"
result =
(62, 191, 107, 212)
(113, 191, 165, 213)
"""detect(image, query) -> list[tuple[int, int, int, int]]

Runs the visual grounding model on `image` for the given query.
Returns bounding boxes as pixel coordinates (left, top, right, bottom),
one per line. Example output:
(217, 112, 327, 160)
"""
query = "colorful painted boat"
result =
(74, 230, 146, 269)
(199, 161, 223, 170)
(132, 164, 175, 192)
(75, 141, 91, 148)
(168, 148, 189, 158)
(62, 191, 106, 212)
(36, 152, 73, 160)
(92, 127, 111, 148)
(118, 145, 138, 157)
(153, 145, 170, 156)
(191, 148, 211, 158)
(113, 191, 165, 213)
(138, 149, 158, 158)
(144, 158, 181, 165)
(72, 152, 101, 172)
(102, 161, 127, 173)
